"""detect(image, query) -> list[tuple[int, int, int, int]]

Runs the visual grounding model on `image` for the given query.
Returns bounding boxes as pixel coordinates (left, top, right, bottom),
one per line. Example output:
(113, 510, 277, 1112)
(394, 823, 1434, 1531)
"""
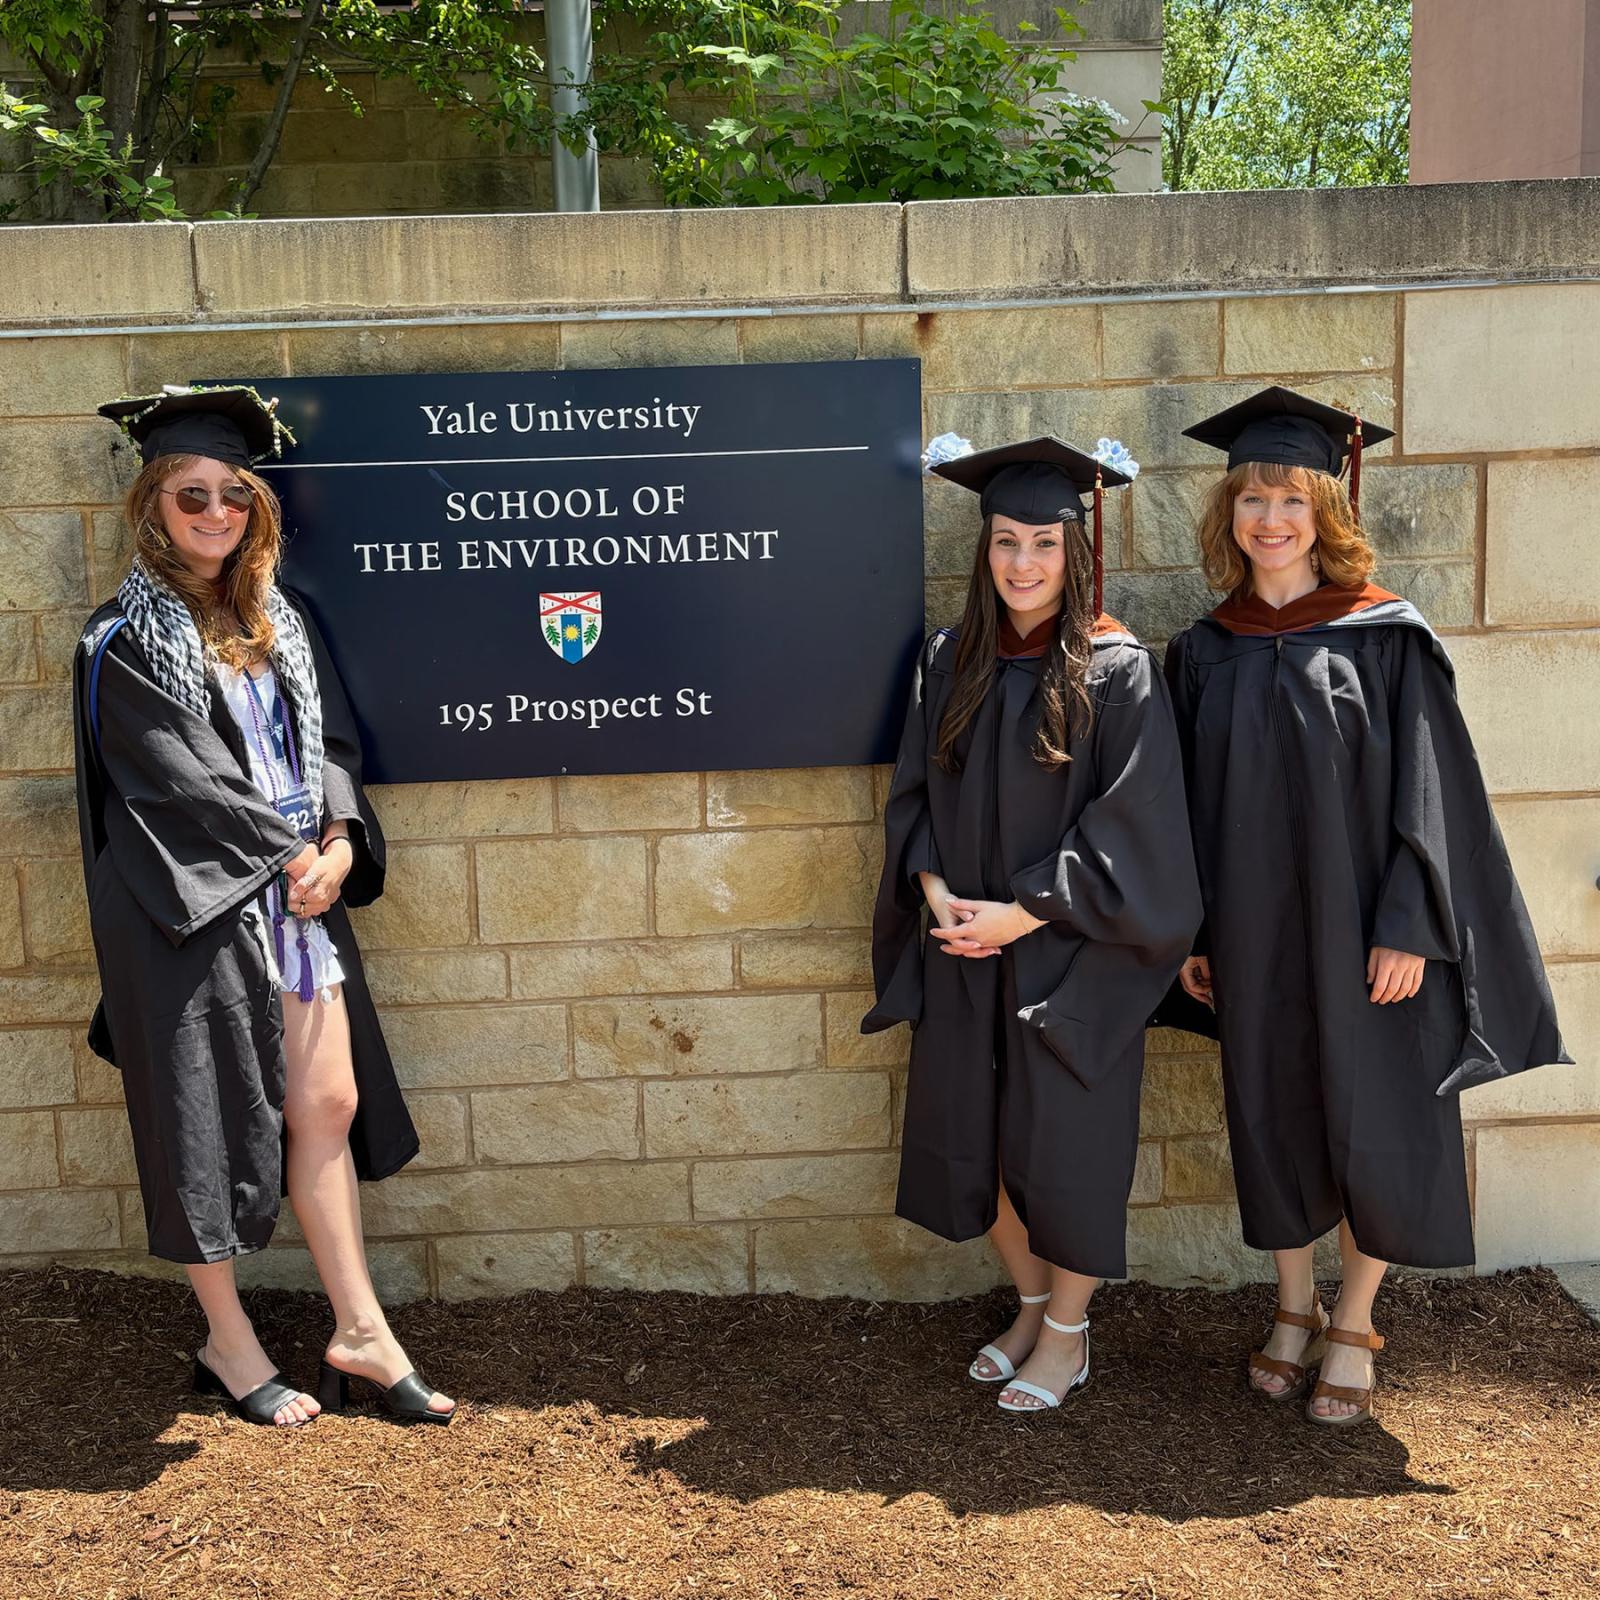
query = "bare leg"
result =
(186, 1258, 318, 1425)
(1311, 1219, 1387, 1419)
(1250, 1242, 1319, 1395)
(969, 1178, 1051, 1379)
(281, 988, 454, 1416)
(997, 1265, 1097, 1410)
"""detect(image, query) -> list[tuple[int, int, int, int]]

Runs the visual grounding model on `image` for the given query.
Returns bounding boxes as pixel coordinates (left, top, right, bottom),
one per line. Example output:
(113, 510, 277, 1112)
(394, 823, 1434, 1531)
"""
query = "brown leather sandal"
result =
(1247, 1299, 1328, 1403)
(1305, 1325, 1384, 1427)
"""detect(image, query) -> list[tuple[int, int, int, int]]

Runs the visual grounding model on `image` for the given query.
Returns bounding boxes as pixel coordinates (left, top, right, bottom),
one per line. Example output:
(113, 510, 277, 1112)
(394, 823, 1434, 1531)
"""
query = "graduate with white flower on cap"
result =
(864, 434, 1201, 1414)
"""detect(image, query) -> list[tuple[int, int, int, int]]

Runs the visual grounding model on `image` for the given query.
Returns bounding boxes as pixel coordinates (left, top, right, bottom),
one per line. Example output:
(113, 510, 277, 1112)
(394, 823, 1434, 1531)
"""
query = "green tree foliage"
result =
(589, 1, 1156, 206)
(1, 0, 1151, 221)
(1, 89, 186, 219)
(1162, 0, 1409, 191)
(0, 0, 552, 222)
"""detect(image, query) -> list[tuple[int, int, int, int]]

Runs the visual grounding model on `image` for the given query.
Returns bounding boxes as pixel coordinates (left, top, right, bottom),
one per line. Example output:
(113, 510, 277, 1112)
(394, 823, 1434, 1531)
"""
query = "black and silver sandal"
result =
(317, 1357, 456, 1425)
(193, 1350, 317, 1427)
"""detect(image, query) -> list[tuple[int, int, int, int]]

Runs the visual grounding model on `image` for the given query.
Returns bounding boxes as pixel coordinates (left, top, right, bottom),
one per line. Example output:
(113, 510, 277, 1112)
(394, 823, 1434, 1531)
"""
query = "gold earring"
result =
(1310, 545, 1322, 577)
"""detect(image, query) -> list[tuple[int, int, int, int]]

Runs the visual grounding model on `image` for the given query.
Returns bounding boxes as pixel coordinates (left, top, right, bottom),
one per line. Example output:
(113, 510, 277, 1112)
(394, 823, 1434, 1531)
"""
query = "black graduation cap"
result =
(97, 383, 295, 468)
(1182, 385, 1392, 512)
(932, 435, 1133, 522)
(932, 435, 1132, 614)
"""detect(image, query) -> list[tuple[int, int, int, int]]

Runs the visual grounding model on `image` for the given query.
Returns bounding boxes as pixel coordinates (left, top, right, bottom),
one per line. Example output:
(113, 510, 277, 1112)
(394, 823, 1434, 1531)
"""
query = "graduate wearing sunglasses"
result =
(73, 386, 453, 1427)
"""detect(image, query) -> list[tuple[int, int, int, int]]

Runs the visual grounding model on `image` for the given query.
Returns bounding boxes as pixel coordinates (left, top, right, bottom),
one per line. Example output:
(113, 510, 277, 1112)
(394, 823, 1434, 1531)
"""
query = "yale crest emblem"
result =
(540, 591, 602, 663)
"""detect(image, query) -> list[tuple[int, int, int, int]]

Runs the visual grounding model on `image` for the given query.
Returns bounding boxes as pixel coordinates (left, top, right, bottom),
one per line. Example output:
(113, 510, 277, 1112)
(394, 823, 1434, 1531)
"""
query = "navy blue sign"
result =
(232, 360, 925, 784)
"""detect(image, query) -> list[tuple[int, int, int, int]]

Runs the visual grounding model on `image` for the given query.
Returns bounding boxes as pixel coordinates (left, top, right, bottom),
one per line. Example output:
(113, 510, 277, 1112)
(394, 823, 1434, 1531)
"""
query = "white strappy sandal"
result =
(996, 1313, 1091, 1412)
(968, 1291, 1052, 1383)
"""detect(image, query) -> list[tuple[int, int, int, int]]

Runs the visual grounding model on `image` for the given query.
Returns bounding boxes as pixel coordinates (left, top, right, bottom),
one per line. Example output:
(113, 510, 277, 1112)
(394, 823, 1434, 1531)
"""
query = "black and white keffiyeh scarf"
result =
(117, 561, 326, 819)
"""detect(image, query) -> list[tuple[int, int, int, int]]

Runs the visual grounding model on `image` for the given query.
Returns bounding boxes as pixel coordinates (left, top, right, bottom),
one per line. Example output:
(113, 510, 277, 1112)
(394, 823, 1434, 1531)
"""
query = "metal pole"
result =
(545, 0, 600, 213)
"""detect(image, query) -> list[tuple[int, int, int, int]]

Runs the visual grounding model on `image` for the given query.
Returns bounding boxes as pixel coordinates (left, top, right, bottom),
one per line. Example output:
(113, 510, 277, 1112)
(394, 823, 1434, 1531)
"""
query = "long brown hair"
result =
(934, 514, 1097, 773)
(123, 454, 284, 667)
(1196, 462, 1376, 597)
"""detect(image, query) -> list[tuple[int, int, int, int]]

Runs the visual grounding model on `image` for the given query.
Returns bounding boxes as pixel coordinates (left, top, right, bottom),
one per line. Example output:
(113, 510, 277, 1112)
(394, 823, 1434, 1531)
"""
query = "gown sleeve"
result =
(1009, 644, 1202, 941)
(287, 592, 387, 910)
(74, 630, 304, 948)
(1370, 629, 1471, 964)
(1162, 629, 1208, 961)
(1371, 626, 1569, 1093)
(1010, 644, 1206, 1086)
(861, 634, 944, 1034)
(1142, 628, 1221, 1042)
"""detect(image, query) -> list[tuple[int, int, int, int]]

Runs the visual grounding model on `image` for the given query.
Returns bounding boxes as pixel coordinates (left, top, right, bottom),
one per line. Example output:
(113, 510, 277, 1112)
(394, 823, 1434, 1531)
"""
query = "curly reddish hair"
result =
(1195, 462, 1376, 597)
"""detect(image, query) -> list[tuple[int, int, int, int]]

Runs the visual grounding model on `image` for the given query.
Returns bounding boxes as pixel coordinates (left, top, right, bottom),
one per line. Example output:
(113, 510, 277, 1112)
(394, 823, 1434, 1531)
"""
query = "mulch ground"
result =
(2, 1266, 1597, 1600)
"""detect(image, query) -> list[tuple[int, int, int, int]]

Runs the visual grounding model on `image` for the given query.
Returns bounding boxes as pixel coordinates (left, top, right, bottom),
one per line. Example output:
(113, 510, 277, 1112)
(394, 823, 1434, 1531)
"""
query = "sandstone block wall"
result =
(2, 181, 1597, 1297)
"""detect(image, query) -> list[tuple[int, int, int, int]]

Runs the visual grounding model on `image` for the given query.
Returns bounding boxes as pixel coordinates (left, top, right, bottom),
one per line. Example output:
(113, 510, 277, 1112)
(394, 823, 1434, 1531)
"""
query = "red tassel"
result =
(1093, 467, 1104, 618)
(1348, 417, 1363, 517)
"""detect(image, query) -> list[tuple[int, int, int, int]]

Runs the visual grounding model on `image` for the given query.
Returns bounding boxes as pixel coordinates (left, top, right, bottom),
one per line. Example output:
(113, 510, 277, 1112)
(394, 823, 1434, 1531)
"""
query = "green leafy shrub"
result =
(590, 1, 1156, 205)
(1, 91, 187, 221)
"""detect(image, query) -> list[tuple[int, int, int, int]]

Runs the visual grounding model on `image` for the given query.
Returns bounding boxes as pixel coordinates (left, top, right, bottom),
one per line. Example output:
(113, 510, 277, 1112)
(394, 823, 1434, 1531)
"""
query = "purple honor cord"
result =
(243, 669, 316, 1003)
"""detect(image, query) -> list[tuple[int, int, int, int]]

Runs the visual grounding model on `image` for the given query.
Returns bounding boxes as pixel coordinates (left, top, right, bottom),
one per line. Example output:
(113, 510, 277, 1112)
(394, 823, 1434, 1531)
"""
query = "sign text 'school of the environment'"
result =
(237, 361, 926, 784)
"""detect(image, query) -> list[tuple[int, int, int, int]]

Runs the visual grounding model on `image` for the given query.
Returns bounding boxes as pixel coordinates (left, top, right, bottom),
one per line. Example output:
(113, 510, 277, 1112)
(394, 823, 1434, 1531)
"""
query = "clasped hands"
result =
(1178, 946, 1425, 1009)
(283, 832, 353, 920)
(918, 872, 1044, 958)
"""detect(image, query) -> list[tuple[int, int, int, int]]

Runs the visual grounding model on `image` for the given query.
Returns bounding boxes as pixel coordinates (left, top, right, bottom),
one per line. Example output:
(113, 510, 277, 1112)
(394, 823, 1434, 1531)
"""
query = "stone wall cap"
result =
(906, 178, 1600, 298)
(6, 179, 1600, 330)
(189, 205, 907, 319)
(1, 220, 195, 325)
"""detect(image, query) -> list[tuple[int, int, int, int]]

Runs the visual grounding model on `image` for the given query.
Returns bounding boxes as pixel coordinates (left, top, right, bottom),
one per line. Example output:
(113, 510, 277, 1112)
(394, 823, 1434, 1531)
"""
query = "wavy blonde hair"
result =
(123, 454, 284, 668)
(1196, 462, 1376, 597)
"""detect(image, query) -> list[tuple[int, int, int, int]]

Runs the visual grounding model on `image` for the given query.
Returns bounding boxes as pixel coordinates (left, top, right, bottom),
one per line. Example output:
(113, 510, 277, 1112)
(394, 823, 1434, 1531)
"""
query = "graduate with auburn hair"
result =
(865, 435, 1200, 1415)
(1164, 387, 1568, 1427)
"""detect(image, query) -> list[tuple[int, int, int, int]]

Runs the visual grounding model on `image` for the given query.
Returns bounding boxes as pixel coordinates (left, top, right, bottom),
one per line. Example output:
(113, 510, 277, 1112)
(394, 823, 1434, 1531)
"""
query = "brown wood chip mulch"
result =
(2, 1265, 1597, 1600)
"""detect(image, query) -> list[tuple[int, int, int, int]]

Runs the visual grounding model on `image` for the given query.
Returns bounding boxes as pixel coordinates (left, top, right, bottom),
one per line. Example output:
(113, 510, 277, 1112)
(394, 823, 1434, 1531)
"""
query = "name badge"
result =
(275, 786, 318, 842)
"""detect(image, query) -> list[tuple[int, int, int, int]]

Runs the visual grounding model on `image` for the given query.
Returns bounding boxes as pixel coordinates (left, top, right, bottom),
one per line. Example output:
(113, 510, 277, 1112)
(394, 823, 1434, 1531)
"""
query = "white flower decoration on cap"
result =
(922, 432, 975, 473)
(1093, 438, 1139, 479)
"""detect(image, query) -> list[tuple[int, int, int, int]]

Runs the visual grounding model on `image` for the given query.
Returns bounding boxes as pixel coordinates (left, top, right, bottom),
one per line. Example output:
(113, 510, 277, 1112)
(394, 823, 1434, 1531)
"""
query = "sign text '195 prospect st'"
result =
(237, 360, 925, 785)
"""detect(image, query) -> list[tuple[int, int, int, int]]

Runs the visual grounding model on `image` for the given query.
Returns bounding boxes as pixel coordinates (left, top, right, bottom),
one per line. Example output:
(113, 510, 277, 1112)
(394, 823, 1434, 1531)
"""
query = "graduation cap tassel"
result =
(1092, 466, 1104, 618)
(1348, 417, 1364, 517)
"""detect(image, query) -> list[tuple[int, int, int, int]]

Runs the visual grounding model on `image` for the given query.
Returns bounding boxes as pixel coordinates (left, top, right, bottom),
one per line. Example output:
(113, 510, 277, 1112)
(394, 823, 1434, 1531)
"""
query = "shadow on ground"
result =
(5, 1265, 1594, 1522)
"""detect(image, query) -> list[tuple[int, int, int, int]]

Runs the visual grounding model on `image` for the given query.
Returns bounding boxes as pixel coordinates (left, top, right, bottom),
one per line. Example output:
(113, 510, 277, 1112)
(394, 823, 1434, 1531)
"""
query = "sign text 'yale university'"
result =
(243, 361, 925, 784)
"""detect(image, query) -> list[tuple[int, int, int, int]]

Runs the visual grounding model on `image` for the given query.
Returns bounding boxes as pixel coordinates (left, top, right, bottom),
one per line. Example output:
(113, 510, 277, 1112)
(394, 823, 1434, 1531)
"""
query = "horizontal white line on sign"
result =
(258, 445, 873, 471)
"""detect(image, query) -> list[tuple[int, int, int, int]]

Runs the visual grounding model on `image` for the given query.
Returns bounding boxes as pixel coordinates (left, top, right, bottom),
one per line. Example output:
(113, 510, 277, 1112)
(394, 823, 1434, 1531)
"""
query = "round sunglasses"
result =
(162, 483, 254, 516)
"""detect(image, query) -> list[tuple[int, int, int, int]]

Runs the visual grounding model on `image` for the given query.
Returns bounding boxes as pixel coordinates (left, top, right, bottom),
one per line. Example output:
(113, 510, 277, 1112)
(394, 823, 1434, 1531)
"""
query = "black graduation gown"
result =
(1163, 590, 1569, 1269)
(864, 624, 1202, 1278)
(72, 592, 418, 1265)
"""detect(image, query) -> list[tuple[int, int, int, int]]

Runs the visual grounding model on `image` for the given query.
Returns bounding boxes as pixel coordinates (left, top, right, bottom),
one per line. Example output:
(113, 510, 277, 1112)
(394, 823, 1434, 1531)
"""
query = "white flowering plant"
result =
(1061, 93, 1130, 128)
